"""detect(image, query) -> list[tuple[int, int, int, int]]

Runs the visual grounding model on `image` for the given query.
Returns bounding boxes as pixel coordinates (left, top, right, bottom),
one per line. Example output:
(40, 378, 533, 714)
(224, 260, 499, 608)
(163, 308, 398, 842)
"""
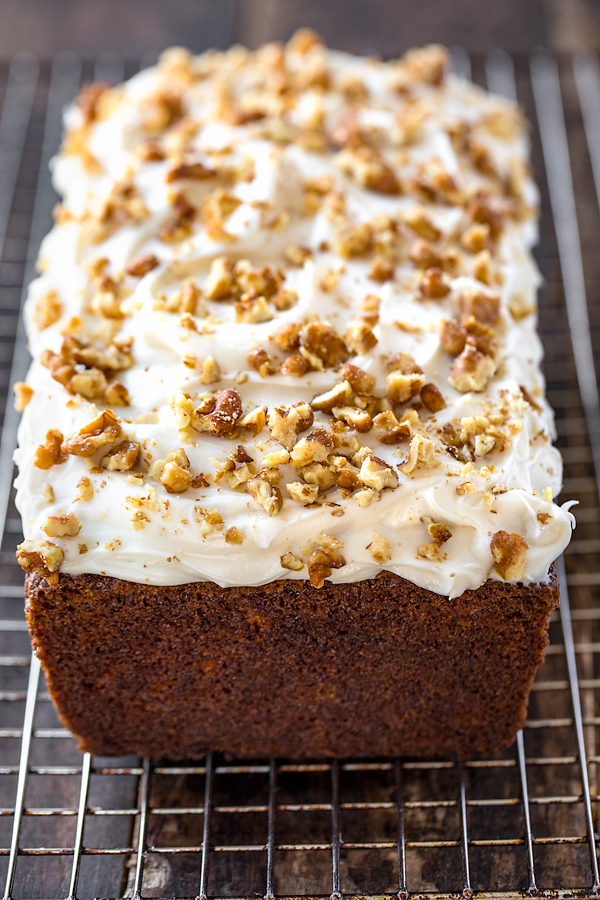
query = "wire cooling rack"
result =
(1, 44, 600, 899)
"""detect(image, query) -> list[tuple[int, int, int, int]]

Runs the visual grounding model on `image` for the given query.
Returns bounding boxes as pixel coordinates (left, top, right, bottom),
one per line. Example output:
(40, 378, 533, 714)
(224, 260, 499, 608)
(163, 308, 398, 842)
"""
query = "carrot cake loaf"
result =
(14, 33, 575, 758)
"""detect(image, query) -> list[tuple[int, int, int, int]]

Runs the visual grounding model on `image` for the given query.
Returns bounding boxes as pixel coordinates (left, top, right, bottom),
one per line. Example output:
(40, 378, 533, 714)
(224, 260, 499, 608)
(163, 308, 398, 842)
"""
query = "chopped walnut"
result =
(160, 192, 195, 242)
(17, 539, 64, 585)
(248, 348, 276, 377)
(401, 434, 439, 473)
(359, 455, 398, 490)
(344, 320, 377, 356)
(459, 289, 500, 327)
(275, 322, 302, 352)
(75, 477, 93, 502)
(449, 344, 496, 393)
(160, 448, 193, 493)
(166, 160, 216, 182)
(461, 223, 490, 254)
(192, 389, 242, 437)
(300, 321, 349, 369)
(33, 289, 62, 330)
(369, 256, 395, 282)
(126, 253, 160, 277)
(200, 356, 221, 384)
(490, 531, 528, 580)
(272, 288, 299, 310)
(280, 551, 304, 571)
(268, 401, 314, 450)
(422, 516, 452, 545)
(104, 382, 130, 406)
(418, 267, 450, 300)
(247, 473, 283, 516)
(42, 483, 55, 503)
(239, 406, 267, 436)
(368, 533, 392, 564)
(300, 462, 337, 490)
(287, 481, 319, 504)
(62, 410, 122, 458)
(509, 292, 535, 320)
(342, 363, 376, 394)
(34, 428, 67, 471)
(235, 295, 274, 324)
(13, 382, 33, 412)
(307, 546, 346, 589)
(420, 383, 446, 413)
(386, 353, 425, 403)
(43, 513, 81, 537)
(333, 406, 373, 432)
(311, 381, 353, 412)
(417, 542, 446, 561)
(281, 354, 308, 377)
(284, 244, 312, 267)
(290, 435, 330, 467)
(439, 319, 466, 356)
(403, 206, 441, 242)
(224, 526, 244, 545)
(336, 222, 373, 258)
(372, 411, 412, 444)
(101, 441, 140, 472)
(336, 147, 400, 194)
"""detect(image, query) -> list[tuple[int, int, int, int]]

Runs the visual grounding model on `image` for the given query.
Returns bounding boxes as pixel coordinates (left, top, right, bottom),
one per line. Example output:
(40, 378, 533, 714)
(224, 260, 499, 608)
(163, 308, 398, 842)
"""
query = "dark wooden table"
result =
(0, 0, 600, 58)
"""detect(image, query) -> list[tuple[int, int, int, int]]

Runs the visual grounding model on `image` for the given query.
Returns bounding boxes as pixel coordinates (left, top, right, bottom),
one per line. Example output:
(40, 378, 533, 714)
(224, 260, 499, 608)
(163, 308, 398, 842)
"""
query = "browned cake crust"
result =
(25, 570, 558, 759)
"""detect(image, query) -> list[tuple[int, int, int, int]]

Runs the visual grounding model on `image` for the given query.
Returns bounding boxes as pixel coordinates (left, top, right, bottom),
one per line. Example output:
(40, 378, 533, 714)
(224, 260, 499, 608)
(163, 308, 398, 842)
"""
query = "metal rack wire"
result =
(1, 46, 600, 899)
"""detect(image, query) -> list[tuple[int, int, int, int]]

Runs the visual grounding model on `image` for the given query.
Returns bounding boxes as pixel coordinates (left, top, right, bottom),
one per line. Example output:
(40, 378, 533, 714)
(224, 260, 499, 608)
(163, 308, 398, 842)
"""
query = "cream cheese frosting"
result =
(14, 34, 574, 598)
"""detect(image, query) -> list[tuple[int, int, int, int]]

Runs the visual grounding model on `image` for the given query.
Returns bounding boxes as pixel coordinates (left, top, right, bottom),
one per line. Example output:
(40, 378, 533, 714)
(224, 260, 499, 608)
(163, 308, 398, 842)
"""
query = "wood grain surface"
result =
(0, 0, 599, 56)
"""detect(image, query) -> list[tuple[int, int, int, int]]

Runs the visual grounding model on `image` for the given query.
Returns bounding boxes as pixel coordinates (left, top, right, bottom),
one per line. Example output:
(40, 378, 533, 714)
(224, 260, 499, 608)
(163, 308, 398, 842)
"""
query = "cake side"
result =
(26, 570, 558, 759)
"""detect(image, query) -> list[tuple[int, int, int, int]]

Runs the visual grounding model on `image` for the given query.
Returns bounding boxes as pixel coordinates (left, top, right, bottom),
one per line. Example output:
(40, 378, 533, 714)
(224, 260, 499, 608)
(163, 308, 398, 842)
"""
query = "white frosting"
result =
(14, 40, 574, 597)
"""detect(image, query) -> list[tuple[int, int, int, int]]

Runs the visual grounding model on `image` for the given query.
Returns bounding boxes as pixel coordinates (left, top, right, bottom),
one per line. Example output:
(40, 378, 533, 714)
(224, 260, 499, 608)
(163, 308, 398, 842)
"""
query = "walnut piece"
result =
(248, 348, 276, 378)
(368, 533, 392, 564)
(192, 389, 242, 437)
(42, 513, 81, 537)
(418, 267, 450, 300)
(126, 253, 160, 277)
(75, 477, 93, 502)
(490, 531, 528, 580)
(342, 363, 376, 394)
(17, 539, 64, 585)
(247, 473, 283, 516)
(13, 382, 33, 412)
(199, 356, 221, 384)
(287, 482, 319, 504)
(101, 441, 141, 472)
(300, 321, 349, 369)
(62, 410, 122, 458)
(160, 449, 193, 493)
(280, 551, 304, 571)
(307, 546, 346, 589)
(34, 429, 67, 469)
(359, 455, 398, 490)
(344, 320, 377, 356)
(268, 401, 314, 450)
(311, 381, 353, 412)
(448, 344, 496, 393)
(420, 382, 446, 413)
(401, 434, 439, 473)
(281, 354, 308, 377)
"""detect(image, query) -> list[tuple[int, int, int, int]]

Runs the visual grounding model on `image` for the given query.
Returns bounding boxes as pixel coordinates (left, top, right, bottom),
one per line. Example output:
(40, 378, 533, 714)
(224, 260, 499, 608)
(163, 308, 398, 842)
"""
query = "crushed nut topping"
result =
(17, 540, 64, 585)
(490, 531, 528, 580)
(13, 33, 568, 596)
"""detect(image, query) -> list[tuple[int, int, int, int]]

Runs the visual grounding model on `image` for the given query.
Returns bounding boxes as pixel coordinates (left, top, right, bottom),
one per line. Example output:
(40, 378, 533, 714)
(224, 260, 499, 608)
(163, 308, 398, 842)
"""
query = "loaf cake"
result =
(15, 32, 574, 759)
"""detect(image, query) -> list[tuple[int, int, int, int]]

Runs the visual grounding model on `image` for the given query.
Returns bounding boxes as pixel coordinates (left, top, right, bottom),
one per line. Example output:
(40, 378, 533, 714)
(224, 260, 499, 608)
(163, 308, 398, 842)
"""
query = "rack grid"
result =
(1, 44, 600, 899)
